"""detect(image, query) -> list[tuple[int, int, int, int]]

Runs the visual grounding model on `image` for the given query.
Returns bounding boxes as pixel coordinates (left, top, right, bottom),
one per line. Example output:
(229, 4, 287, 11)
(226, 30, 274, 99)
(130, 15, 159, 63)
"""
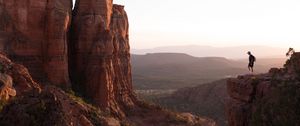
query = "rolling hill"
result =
(152, 79, 228, 126)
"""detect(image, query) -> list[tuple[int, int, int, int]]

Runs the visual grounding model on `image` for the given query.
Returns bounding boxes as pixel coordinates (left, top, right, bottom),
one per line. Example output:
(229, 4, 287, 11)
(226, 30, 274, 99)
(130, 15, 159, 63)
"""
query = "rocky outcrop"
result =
(226, 52, 300, 126)
(0, 85, 122, 126)
(0, 73, 16, 100)
(0, 53, 119, 126)
(0, 0, 134, 115)
(226, 74, 271, 126)
(70, 1, 135, 116)
(0, 0, 72, 87)
(0, 53, 40, 100)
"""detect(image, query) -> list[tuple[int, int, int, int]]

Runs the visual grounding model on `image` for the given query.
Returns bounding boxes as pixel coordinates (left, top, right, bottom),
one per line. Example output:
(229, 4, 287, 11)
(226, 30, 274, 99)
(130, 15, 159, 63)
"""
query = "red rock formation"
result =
(70, 1, 135, 116)
(226, 52, 300, 126)
(0, 0, 71, 87)
(0, 73, 16, 100)
(226, 74, 272, 126)
(0, 53, 40, 99)
(0, 54, 117, 126)
(0, 85, 122, 126)
(110, 4, 136, 113)
(73, 0, 113, 30)
(0, 1, 218, 125)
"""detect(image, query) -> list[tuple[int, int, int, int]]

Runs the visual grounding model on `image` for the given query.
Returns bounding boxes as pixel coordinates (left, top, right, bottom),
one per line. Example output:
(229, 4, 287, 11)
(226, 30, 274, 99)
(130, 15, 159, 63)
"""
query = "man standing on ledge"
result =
(247, 51, 256, 73)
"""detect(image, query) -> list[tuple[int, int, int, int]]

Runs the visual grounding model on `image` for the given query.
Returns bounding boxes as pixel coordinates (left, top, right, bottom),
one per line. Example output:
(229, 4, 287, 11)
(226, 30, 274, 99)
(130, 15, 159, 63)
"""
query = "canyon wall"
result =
(0, 0, 72, 87)
(0, 0, 136, 117)
(70, 0, 136, 115)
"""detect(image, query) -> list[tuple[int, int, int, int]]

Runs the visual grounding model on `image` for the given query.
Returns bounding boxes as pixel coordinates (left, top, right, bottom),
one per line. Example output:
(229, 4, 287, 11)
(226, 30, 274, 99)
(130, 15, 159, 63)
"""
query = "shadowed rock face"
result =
(226, 74, 272, 126)
(70, 0, 114, 109)
(0, 0, 72, 87)
(70, 1, 136, 116)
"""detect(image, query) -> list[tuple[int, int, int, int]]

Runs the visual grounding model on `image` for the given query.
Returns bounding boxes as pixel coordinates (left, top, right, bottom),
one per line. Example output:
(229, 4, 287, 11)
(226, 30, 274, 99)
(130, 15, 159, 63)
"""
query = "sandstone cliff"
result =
(0, 0, 134, 116)
(226, 52, 300, 126)
(0, 53, 120, 125)
(0, 0, 72, 87)
(70, 1, 136, 116)
(0, 0, 215, 125)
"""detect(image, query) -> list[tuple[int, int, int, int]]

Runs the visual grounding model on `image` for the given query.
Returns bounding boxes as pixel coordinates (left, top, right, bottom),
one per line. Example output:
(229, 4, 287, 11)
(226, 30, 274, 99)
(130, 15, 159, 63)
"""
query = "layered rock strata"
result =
(0, 0, 136, 117)
(70, 2, 135, 115)
(0, 0, 72, 87)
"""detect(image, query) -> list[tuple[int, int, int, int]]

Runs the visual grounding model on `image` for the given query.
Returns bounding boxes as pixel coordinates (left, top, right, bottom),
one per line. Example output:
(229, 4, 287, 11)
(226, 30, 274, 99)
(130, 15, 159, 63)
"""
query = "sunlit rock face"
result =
(0, 0, 72, 87)
(70, 0, 135, 116)
(73, 0, 113, 30)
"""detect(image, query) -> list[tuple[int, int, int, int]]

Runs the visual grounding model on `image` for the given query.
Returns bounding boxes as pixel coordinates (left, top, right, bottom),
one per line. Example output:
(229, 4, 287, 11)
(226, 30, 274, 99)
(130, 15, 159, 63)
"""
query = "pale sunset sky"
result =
(73, 0, 300, 49)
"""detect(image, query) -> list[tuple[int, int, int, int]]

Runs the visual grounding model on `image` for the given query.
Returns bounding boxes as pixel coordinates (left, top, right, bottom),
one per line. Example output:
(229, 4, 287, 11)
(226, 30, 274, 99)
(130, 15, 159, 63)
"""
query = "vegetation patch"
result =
(0, 100, 7, 112)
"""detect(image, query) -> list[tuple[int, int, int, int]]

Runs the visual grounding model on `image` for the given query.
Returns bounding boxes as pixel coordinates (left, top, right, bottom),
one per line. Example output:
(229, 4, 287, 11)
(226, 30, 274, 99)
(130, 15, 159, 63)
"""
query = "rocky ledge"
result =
(226, 52, 300, 126)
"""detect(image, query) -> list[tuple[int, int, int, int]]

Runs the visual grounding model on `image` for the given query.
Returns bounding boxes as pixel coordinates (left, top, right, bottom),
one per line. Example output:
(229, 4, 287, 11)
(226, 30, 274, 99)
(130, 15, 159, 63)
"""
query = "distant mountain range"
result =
(131, 45, 287, 59)
(131, 53, 286, 90)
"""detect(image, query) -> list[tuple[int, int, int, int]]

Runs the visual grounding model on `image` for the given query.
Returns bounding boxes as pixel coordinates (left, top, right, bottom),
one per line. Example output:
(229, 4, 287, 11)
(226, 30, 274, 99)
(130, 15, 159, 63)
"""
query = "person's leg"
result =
(249, 63, 254, 73)
(248, 64, 251, 71)
(251, 63, 254, 72)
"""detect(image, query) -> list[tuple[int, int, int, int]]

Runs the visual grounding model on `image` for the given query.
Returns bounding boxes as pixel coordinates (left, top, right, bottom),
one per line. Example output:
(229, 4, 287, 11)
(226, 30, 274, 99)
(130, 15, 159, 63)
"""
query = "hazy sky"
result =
(74, 0, 300, 49)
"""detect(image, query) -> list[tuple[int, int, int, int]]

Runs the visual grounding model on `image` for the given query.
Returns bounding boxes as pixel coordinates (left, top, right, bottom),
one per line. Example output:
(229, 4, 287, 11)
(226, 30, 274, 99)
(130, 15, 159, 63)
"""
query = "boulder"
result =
(0, 73, 15, 100)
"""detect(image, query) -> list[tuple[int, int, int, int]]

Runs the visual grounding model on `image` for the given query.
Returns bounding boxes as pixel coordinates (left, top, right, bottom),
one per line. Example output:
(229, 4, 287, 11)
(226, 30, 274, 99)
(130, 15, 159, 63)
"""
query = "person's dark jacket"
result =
(249, 55, 255, 63)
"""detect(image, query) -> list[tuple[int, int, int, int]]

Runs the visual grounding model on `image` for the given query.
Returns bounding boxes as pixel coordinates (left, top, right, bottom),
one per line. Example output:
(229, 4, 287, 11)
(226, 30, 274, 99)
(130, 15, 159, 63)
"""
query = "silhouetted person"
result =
(247, 51, 256, 72)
